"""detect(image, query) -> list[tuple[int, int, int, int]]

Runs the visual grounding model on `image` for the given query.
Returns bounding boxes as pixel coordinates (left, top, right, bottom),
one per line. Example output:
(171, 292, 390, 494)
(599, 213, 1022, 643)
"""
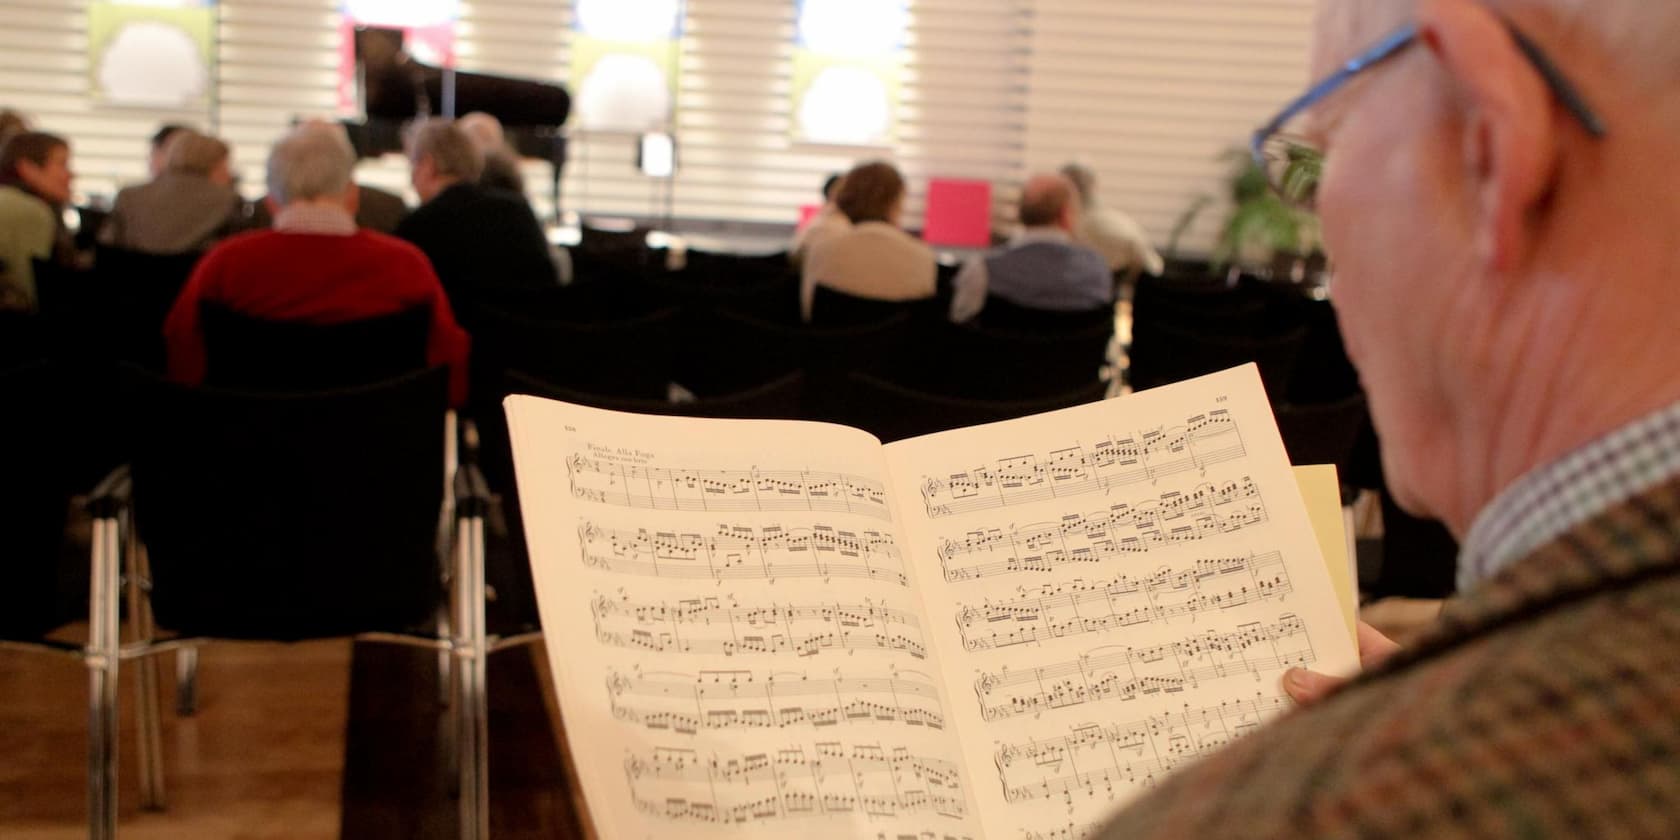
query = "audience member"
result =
(395, 118, 558, 314)
(244, 120, 410, 233)
(0, 132, 73, 312)
(792, 172, 847, 259)
(949, 172, 1111, 323)
(147, 124, 193, 180)
(1099, 0, 1680, 836)
(0, 109, 29, 144)
(800, 161, 935, 321)
(100, 130, 243, 254)
(1061, 162, 1163, 277)
(458, 111, 526, 196)
(164, 123, 469, 404)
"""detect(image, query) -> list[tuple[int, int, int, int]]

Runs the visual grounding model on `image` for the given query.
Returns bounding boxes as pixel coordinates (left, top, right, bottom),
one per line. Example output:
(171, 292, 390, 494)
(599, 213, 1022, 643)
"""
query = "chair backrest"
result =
(810, 286, 914, 327)
(1129, 320, 1307, 401)
(200, 301, 432, 392)
(976, 296, 1114, 334)
(0, 360, 76, 641)
(835, 372, 1110, 443)
(708, 308, 912, 422)
(507, 370, 806, 421)
(473, 304, 680, 400)
(129, 366, 450, 640)
(91, 246, 204, 369)
(1133, 273, 1268, 335)
(902, 317, 1114, 401)
(1274, 394, 1370, 478)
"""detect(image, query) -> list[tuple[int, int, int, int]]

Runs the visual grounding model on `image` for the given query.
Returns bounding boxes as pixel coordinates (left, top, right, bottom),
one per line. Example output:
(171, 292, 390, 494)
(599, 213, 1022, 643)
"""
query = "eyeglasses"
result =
(1252, 20, 1607, 210)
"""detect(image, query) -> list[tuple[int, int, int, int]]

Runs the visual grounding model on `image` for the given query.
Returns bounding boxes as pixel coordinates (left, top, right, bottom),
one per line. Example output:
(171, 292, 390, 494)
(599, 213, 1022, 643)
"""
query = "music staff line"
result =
(957, 550, 1291, 651)
(578, 521, 909, 587)
(607, 668, 947, 734)
(974, 615, 1315, 721)
(937, 478, 1268, 583)
(592, 593, 928, 660)
(569, 454, 893, 521)
(626, 741, 967, 824)
(920, 409, 1246, 519)
(996, 693, 1290, 804)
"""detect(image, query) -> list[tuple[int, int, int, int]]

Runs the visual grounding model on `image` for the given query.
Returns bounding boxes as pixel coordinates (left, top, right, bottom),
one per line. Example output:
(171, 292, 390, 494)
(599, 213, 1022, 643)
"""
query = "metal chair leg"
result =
(125, 535, 167, 811)
(87, 515, 122, 840)
(454, 512, 489, 840)
(175, 647, 199, 716)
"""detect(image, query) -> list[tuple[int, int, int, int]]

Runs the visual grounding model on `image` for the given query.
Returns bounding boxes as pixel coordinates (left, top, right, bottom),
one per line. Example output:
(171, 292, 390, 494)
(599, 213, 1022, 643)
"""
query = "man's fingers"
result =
(1356, 621, 1403, 666)
(1283, 667, 1344, 706)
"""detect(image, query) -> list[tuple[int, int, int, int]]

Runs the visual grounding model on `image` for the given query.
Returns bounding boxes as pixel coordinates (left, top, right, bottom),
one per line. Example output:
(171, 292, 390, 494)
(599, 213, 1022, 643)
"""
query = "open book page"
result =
(883, 366, 1360, 840)
(505, 398, 984, 840)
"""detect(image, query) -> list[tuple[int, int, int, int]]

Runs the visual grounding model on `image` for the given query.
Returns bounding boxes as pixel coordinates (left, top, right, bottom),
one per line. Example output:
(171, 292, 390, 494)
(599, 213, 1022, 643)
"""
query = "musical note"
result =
(956, 551, 1291, 650)
(578, 521, 909, 587)
(624, 740, 969, 823)
(973, 615, 1314, 721)
(919, 409, 1244, 518)
(995, 693, 1290, 804)
(937, 479, 1268, 583)
(592, 593, 928, 659)
(1021, 821, 1103, 840)
(568, 454, 893, 521)
(606, 667, 947, 734)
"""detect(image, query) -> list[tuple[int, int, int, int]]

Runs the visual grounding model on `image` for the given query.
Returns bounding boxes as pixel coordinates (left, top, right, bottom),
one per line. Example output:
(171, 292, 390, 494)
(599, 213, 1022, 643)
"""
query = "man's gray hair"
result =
(410, 118, 485, 184)
(267, 122, 356, 205)
(165, 131, 229, 178)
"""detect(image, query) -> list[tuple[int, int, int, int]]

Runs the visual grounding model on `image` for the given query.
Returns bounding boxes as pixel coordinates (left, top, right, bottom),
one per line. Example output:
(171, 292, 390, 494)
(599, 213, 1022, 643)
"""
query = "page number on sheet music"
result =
(565, 426, 577, 433)
(1216, 397, 1229, 403)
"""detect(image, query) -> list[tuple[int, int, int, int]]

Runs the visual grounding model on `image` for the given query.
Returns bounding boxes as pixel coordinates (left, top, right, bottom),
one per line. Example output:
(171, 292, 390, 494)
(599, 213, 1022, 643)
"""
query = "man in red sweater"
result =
(164, 122, 469, 404)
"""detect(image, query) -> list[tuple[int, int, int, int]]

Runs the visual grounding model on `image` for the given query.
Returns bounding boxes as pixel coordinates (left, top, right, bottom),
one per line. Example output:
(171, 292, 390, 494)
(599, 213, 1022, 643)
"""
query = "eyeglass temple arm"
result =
(1251, 24, 1420, 163)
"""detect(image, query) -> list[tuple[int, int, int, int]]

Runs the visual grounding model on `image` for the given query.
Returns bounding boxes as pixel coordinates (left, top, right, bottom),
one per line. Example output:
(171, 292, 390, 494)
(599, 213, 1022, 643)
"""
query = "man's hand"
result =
(1283, 622, 1401, 706)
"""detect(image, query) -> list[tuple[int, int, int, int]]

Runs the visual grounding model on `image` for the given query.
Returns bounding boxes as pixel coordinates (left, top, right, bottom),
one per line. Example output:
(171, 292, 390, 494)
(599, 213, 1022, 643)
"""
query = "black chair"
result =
(93, 246, 203, 366)
(902, 317, 1115, 401)
(809, 286, 917, 327)
(573, 222, 660, 282)
(0, 364, 125, 838)
(835, 372, 1111, 443)
(0, 309, 46, 366)
(507, 370, 805, 421)
(469, 303, 679, 401)
(975, 296, 1114, 334)
(700, 307, 912, 421)
(117, 366, 495, 837)
(1275, 394, 1370, 487)
(1132, 272, 1269, 337)
(1129, 319, 1308, 401)
(200, 302, 431, 392)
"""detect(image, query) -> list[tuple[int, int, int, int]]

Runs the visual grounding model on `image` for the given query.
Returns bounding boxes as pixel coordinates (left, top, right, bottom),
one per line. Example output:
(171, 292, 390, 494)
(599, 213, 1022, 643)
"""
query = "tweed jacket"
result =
(1097, 474, 1680, 840)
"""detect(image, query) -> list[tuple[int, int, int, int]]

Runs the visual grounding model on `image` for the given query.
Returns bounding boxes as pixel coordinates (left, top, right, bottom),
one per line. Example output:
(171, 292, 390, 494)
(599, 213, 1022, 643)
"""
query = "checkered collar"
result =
(1459, 398, 1680, 591)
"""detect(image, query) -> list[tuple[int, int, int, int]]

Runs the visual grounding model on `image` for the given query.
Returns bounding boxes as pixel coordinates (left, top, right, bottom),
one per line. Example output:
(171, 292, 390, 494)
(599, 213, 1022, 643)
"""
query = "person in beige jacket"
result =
(800, 160, 935, 322)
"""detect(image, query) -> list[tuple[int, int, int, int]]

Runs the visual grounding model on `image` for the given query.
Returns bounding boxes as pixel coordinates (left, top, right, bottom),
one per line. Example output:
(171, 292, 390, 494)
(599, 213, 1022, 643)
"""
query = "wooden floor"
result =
(0, 635, 582, 839)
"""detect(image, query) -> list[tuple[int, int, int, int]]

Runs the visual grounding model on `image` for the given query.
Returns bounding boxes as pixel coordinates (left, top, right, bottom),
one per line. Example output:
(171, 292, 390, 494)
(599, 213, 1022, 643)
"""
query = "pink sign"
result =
(922, 178, 992, 248)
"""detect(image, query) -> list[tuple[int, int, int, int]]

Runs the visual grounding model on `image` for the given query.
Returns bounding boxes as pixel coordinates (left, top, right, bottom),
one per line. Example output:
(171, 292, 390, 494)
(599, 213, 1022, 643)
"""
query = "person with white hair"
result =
(100, 129, 244, 254)
(456, 111, 527, 196)
(1060, 162, 1163, 277)
(1094, 0, 1680, 836)
(395, 118, 559, 313)
(163, 122, 469, 404)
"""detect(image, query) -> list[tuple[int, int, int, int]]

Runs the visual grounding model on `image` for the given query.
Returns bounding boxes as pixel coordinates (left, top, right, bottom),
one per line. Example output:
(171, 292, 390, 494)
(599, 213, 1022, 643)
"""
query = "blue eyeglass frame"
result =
(1251, 19, 1608, 197)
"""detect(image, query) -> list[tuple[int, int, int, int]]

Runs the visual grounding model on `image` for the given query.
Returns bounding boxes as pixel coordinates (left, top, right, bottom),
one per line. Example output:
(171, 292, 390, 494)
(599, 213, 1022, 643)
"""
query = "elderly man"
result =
(164, 123, 469, 404)
(949, 172, 1111, 323)
(395, 118, 558, 314)
(1061, 163, 1164, 278)
(100, 130, 244, 254)
(1096, 0, 1680, 837)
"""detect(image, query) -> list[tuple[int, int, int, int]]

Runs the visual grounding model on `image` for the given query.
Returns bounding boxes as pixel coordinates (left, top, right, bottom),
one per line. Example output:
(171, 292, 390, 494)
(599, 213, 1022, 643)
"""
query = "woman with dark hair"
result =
(0, 131, 74, 312)
(799, 160, 935, 321)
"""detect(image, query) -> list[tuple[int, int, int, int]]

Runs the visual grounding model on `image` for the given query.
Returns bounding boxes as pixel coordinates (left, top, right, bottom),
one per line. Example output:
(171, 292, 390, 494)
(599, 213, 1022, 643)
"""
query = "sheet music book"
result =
(506, 365, 1361, 840)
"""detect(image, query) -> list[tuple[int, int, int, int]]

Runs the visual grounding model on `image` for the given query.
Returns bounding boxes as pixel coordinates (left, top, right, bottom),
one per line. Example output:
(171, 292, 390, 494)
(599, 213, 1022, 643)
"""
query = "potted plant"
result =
(1171, 147, 1326, 284)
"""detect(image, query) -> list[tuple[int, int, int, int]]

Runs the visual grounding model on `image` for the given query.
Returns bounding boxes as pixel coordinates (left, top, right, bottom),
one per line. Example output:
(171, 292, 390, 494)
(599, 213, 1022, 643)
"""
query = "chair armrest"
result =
(84, 465, 131, 519)
(454, 461, 493, 520)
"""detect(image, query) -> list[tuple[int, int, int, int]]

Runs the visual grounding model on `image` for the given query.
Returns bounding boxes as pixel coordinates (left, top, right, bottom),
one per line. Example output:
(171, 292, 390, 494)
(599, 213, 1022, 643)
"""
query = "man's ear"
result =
(343, 182, 361, 217)
(1417, 0, 1559, 273)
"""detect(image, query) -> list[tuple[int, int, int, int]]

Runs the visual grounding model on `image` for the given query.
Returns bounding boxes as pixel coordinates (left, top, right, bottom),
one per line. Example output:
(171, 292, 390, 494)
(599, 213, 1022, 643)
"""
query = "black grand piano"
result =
(344, 27, 572, 217)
